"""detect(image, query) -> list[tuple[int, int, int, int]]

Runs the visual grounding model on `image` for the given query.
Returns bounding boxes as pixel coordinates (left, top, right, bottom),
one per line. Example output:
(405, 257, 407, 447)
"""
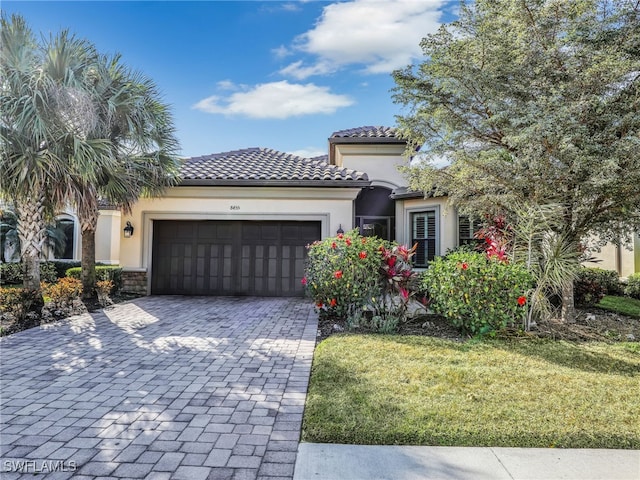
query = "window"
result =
(458, 215, 482, 247)
(356, 216, 394, 241)
(54, 217, 75, 259)
(411, 211, 436, 267)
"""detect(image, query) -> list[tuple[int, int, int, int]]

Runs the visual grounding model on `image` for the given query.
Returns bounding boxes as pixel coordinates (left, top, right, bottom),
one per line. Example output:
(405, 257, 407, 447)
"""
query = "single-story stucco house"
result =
(8, 126, 639, 296)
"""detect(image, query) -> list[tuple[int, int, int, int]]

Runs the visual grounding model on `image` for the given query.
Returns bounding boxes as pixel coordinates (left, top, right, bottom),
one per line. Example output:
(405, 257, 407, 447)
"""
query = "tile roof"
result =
(179, 148, 369, 187)
(330, 126, 399, 139)
(309, 154, 329, 163)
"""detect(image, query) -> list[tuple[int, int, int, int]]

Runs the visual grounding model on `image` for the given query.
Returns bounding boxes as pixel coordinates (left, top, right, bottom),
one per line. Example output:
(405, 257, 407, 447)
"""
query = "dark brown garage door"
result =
(151, 220, 320, 296)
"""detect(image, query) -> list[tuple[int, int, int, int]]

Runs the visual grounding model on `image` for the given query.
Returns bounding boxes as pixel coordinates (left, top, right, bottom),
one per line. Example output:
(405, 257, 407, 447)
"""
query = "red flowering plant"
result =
(303, 229, 389, 318)
(474, 214, 514, 263)
(422, 251, 533, 335)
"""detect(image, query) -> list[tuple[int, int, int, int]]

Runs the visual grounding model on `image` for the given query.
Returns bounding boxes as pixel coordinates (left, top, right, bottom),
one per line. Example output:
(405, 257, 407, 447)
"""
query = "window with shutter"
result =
(458, 215, 482, 247)
(411, 211, 436, 267)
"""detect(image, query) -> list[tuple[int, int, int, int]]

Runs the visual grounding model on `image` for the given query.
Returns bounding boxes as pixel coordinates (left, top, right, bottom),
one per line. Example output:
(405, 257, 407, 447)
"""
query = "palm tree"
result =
(72, 54, 181, 298)
(1, 15, 112, 299)
(1, 207, 72, 263)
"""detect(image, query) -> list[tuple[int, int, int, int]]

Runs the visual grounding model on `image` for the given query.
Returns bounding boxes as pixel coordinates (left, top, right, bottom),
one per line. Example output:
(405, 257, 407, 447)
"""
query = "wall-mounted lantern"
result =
(123, 221, 134, 238)
(337, 224, 344, 235)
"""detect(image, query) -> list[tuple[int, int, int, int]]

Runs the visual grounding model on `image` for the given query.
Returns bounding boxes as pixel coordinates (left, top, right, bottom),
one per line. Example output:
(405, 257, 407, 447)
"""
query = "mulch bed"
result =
(317, 308, 640, 343)
(0, 292, 143, 337)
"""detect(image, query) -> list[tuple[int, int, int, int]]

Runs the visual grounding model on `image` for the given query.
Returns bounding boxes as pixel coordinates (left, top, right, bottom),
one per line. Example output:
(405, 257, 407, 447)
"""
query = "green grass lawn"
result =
(303, 335, 640, 448)
(598, 295, 640, 319)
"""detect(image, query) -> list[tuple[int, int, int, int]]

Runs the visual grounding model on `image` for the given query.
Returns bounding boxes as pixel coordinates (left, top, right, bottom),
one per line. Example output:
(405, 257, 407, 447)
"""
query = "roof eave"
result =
(328, 137, 407, 145)
(178, 179, 371, 188)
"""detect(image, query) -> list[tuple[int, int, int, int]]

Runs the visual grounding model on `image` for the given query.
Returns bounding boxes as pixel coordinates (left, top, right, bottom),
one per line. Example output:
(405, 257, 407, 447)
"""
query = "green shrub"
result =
(625, 273, 640, 300)
(49, 260, 81, 279)
(577, 267, 623, 297)
(422, 251, 534, 334)
(0, 263, 22, 285)
(40, 262, 58, 283)
(574, 268, 611, 307)
(304, 230, 389, 318)
(65, 265, 123, 291)
(0, 262, 57, 284)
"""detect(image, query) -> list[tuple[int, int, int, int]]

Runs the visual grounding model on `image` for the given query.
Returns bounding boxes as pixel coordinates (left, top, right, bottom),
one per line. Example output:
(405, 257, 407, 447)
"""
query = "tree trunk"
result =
(80, 206, 99, 300)
(15, 195, 46, 311)
(561, 281, 576, 324)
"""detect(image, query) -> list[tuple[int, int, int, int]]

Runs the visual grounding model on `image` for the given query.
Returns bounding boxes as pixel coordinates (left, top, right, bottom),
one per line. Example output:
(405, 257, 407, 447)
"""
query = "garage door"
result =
(151, 220, 320, 296)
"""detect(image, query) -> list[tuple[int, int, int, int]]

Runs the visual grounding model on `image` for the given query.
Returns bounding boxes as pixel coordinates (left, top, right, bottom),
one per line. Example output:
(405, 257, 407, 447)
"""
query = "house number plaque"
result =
(230, 205, 240, 210)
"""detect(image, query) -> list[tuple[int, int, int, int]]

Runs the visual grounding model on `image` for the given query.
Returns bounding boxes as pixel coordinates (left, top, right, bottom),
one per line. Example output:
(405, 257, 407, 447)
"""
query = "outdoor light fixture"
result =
(337, 224, 344, 235)
(123, 221, 134, 238)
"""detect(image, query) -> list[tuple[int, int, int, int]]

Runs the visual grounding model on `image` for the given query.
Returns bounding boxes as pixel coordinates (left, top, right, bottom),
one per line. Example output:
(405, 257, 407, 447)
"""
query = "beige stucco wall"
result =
(117, 186, 361, 277)
(394, 196, 457, 256)
(333, 144, 409, 189)
(95, 209, 121, 265)
(583, 233, 640, 277)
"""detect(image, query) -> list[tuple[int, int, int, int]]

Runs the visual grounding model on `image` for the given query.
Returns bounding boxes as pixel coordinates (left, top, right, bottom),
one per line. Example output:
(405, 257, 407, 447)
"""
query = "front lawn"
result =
(598, 295, 640, 319)
(302, 335, 640, 448)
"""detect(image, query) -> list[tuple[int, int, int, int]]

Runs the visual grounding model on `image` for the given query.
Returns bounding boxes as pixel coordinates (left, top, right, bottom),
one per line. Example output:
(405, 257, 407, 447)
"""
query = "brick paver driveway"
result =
(0, 296, 317, 480)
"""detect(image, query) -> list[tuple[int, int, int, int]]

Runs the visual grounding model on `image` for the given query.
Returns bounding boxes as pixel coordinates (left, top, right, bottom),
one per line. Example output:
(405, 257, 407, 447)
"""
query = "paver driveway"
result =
(0, 296, 317, 480)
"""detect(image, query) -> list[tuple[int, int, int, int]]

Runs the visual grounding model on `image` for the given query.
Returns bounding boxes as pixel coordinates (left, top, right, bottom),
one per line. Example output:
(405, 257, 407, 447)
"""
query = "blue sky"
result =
(4, 1, 458, 159)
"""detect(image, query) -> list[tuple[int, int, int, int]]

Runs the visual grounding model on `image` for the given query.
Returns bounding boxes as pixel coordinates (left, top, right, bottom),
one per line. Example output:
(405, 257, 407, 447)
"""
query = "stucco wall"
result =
(117, 186, 361, 271)
(583, 233, 640, 277)
(95, 209, 121, 265)
(394, 196, 456, 256)
(333, 144, 409, 189)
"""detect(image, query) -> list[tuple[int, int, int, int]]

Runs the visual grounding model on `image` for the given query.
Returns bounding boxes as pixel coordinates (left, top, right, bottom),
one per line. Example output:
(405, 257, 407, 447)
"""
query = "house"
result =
(4, 126, 638, 294)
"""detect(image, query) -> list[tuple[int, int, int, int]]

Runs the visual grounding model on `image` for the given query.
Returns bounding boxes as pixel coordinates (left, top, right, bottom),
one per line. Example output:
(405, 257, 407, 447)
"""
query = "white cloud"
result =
(280, 0, 446, 79)
(271, 45, 291, 59)
(278, 60, 335, 80)
(216, 80, 238, 91)
(288, 147, 327, 159)
(192, 81, 354, 119)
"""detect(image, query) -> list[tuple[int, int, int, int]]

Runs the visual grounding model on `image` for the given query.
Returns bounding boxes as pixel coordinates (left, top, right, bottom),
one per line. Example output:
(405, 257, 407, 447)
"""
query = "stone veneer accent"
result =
(121, 270, 147, 295)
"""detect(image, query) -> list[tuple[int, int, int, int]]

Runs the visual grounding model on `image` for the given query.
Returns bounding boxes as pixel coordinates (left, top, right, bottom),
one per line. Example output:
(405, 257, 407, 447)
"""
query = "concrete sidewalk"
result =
(294, 443, 640, 480)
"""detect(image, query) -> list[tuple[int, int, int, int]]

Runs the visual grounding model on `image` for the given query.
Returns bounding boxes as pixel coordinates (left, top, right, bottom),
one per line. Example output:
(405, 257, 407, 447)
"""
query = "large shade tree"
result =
(1, 15, 112, 298)
(393, 0, 640, 322)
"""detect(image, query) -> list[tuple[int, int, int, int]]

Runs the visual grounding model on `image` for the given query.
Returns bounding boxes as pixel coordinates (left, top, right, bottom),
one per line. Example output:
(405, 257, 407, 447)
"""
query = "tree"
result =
(72, 55, 180, 298)
(1, 14, 112, 300)
(1, 14, 181, 301)
(393, 0, 640, 322)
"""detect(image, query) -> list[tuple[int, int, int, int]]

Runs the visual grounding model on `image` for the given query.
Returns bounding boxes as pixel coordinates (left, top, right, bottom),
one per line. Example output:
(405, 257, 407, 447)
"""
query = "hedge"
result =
(65, 266, 123, 292)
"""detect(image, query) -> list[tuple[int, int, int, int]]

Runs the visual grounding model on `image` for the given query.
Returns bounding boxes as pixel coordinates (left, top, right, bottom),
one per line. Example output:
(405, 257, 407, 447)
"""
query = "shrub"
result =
(625, 273, 640, 300)
(422, 251, 534, 334)
(0, 286, 41, 333)
(42, 277, 82, 309)
(49, 260, 81, 279)
(0, 261, 58, 284)
(65, 265, 123, 292)
(0, 263, 22, 285)
(577, 267, 623, 297)
(304, 230, 389, 318)
(40, 262, 58, 283)
(96, 279, 114, 307)
(574, 268, 609, 307)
